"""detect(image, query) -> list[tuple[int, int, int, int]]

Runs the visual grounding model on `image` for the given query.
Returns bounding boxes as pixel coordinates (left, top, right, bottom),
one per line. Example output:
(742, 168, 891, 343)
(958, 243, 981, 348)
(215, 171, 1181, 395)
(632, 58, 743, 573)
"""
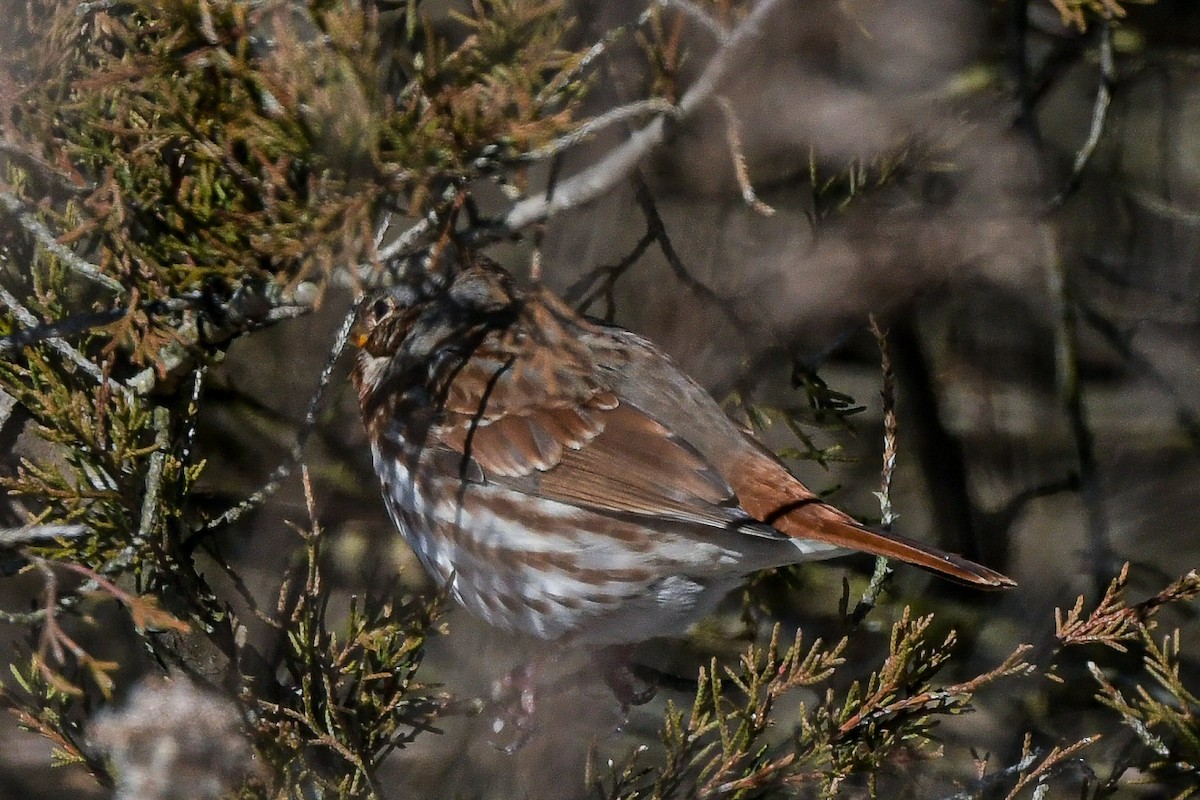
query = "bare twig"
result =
(1048, 248, 1112, 591)
(0, 607, 50, 625)
(1075, 299, 1200, 450)
(374, 214, 437, 270)
(632, 174, 759, 336)
(0, 191, 124, 294)
(650, 0, 731, 44)
(0, 525, 88, 546)
(0, 286, 129, 398)
(1050, 20, 1114, 207)
(197, 304, 359, 534)
(565, 227, 657, 317)
(850, 315, 897, 624)
(372, 210, 395, 251)
(136, 407, 171, 549)
(519, 99, 679, 163)
(500, 0, 787, 233)
(1123, 186, 1200, 227)
(715, 96, 775, 216)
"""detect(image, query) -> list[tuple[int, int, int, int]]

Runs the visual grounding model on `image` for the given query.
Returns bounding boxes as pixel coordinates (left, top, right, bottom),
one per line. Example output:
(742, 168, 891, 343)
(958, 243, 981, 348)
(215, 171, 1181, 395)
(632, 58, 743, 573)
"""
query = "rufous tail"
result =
(781, 501, 1015, 588)
(731, 453, 1014, 588)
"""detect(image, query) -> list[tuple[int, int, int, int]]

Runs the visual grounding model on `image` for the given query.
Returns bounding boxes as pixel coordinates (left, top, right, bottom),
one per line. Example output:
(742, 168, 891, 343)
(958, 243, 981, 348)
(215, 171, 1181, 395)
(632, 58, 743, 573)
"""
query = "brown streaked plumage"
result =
(352, 257, 1014, 644)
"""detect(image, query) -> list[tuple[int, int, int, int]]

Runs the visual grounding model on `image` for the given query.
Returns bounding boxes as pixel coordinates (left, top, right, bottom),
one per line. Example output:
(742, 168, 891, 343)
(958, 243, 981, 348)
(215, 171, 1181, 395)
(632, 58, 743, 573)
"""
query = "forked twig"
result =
(632, 174, 758, 336)
(500, 0, 787, 233)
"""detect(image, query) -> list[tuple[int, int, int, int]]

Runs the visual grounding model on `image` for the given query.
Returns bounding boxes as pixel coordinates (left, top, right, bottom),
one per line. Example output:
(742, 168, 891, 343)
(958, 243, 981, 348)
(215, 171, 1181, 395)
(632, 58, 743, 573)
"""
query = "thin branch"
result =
(499, 0, 787, 233)
(375, 212, 437, 266)
(518, 99, 679, 163)
(1076, 299, 1200, 450)
(1048, 251, 1112, 591)
(0, 286, 129, 398)
(565, 227, 656, 317)
(850, 315, 897, 625)
(1123, 186, 1200, 227)
(1050, 21, 1114, 207)
(632, 174, 758, 336)
(136, 407, 171, 548)
(715, 96, 774, 216)
(0, 525, 88, 546)
(196, 304, 359, 534)
(0, 607, 50, 625)
(372, 210, 395, 251)
(1009, 0, 1037, 137)
(0, 191, 124, 294)
(651, 0, 731, 44)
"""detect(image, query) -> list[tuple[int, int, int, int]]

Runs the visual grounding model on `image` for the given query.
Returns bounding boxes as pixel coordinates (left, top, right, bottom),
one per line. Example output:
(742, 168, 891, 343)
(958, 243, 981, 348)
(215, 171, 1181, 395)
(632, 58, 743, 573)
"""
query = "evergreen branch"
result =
(0, 286, 127, 398)
(0, 191, 124, 294)
(1001, 733, 1101, 800)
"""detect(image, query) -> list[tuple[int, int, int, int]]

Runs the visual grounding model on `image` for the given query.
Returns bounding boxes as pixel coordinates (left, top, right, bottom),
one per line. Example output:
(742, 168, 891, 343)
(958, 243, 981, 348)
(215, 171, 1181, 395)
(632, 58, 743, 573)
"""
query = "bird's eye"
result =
(371, 298, 392, 320)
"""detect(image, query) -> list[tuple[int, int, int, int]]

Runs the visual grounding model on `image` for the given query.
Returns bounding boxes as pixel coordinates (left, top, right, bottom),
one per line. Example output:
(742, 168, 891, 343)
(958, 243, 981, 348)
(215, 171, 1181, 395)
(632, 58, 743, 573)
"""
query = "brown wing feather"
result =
(442, 405, 606, 475)
(432, 317, 757, 531)
(533, 404, 748, 526)
(441, 399, 757, 531)
(728, 446, 1015, 588)
(435, 323, 615, 476)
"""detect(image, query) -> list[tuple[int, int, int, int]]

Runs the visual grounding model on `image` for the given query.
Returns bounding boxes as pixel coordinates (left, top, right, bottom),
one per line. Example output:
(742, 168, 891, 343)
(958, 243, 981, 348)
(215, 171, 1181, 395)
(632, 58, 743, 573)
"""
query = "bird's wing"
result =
(431, 331, 775, 534)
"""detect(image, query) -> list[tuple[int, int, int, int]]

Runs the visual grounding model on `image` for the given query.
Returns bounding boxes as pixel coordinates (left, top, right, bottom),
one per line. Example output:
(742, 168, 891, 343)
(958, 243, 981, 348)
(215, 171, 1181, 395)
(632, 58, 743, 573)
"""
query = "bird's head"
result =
(351, 256, 520, 404)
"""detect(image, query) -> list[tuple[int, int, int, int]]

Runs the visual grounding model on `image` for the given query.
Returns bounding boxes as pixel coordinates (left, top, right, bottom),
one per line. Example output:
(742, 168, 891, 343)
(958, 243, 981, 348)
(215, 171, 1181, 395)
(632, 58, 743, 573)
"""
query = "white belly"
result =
(370, 443, 833, 643)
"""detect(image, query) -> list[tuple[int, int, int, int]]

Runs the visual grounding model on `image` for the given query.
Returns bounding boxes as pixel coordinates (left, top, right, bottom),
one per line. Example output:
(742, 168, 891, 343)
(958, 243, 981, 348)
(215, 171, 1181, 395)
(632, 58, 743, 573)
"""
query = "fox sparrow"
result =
(352, 256, 1013, 645)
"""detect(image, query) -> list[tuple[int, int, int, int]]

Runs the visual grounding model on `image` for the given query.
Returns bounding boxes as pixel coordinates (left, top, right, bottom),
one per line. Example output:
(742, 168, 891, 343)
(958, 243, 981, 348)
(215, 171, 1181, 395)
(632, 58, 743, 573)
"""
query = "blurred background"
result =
(2, 0, 1199, 797)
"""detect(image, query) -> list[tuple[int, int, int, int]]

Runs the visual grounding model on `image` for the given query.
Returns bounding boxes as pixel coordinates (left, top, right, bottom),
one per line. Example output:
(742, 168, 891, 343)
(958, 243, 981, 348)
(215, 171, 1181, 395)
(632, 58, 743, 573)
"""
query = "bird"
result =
(351, 254, 1014, 646)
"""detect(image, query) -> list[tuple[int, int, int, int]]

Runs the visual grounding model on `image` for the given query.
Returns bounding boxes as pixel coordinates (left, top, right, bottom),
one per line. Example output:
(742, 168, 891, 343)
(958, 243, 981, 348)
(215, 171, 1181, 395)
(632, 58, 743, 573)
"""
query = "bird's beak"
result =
(350, 319, 370, 349)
